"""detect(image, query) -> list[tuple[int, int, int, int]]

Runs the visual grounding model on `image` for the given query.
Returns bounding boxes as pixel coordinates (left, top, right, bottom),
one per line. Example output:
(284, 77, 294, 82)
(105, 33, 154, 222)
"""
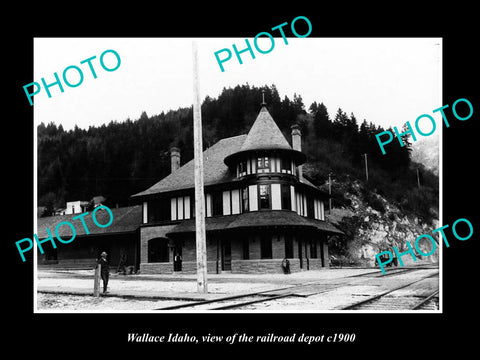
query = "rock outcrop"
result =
(326, 180, 439, 267)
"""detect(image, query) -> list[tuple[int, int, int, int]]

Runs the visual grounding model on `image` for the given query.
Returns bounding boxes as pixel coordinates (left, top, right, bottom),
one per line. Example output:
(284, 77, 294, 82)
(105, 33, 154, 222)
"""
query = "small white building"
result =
(65, 200, 89, 215)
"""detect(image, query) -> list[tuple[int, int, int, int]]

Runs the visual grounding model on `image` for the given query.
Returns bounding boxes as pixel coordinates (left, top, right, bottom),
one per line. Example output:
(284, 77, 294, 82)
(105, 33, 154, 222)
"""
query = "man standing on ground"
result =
(97, 251, 110, 293)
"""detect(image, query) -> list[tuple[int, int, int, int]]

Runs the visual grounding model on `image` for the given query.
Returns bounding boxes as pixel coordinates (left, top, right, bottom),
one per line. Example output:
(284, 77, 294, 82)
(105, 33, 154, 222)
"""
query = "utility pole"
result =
(93, 263, 101, 297)
(416, 168, 421, 189)
(328, 172, 332, 214)
(192, 41, 207, 293)
(363, 153, 369, 182)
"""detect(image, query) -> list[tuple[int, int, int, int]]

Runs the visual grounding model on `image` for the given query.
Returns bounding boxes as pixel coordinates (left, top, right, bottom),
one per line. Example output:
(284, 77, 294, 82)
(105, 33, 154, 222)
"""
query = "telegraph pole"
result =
(363, 153, 369, 182)
(416, 168, 421, 189)
(328, 172, 332, 214)
(192, 41, 208, 293)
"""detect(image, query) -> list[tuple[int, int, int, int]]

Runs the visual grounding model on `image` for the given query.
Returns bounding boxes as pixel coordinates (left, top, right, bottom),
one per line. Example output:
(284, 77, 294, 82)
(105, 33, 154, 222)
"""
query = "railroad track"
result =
(340, 272, 439, 310)
(411, 290, 439, 310)
(348, 266, 437, 278)
(157, 283, 308, 311)
(157, 268, 438, 311)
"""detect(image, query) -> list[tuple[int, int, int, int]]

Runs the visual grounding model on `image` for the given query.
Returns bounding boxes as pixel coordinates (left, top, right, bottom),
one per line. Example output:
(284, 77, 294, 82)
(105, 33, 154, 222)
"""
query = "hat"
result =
(101, 251, 107, 256)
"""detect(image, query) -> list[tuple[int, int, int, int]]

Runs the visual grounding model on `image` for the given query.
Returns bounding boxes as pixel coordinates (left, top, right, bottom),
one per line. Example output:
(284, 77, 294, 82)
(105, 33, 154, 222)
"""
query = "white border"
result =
(33, 37, 443, 314)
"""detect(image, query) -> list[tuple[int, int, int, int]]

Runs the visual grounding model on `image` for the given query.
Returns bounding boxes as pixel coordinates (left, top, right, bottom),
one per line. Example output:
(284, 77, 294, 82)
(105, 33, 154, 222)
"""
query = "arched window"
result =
(147, 238, 170, 263)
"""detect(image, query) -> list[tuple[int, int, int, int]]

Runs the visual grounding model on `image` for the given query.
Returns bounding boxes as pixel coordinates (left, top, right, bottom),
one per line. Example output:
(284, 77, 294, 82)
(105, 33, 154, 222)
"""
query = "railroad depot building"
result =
(37, 105, 342, 274)
(131, 104, 343, 274)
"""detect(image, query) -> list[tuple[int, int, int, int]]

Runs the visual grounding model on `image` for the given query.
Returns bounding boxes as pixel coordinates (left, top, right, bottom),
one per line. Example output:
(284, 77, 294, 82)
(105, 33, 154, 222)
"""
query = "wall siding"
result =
(184, 196, 190, 219)
(249, 185, 258, 211)
(223, 191, 231, 215)
(206, 193, 212, 217)
(170, 198, 176, 220)
(231, 189, 240, 214)
(142, 202, 148, 224)
(139, 205, 331, 273)
(177, 197, 184, 220)
(271, 183, 282, 210)
(290, 186, 296, 212)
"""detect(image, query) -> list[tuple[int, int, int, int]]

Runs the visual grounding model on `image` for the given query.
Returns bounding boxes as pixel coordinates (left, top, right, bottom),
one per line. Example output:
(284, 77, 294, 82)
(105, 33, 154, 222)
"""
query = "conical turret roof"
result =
(239, 106, 292, 152)
(224, 106, 306, 166)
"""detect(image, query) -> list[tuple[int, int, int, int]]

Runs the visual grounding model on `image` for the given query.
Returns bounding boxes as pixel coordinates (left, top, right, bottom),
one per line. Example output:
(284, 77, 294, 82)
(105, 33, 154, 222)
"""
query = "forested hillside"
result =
(38, 84, 438, 224)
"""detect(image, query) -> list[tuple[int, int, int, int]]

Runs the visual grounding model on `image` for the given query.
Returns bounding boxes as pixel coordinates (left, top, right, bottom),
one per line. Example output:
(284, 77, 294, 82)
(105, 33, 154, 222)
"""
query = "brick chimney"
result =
(170, 147, 181, 173)
(291, 124, 302, 179)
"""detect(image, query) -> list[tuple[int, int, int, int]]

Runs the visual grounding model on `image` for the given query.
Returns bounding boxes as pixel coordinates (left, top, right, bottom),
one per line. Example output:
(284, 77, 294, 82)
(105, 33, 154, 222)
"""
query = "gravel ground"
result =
(36, 265, 438, 312)
(36, 268, 376, 311)
(37, 293, 184, 311)
(37, 277, 281, 294)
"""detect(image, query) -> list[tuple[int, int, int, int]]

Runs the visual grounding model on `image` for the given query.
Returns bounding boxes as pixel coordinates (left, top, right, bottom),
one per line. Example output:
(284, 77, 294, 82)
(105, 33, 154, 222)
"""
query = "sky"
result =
(33, 37, 442, 132)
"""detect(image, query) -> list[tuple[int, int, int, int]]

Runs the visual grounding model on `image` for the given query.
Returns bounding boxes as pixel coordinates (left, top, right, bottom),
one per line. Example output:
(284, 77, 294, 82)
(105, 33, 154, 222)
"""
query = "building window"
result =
(170, 196, 191, 221)
(148, 198, 171, 222)
(281, 158, 291, 173)
(212, 191, 223, 216)
(281, 184, 291, 210)
(257, 157, 270, 172)
(148, 238, 169, 263)
(239, 160, 247, 177)
(259, 184, 270, 209)
(307, 197, 315, 219)
(242, 187, 249, 212)
(285, 235, 294, 258)
(297, 192, 306, 216)
(191, 197, 195, 218)
(260, 235, 272, 259)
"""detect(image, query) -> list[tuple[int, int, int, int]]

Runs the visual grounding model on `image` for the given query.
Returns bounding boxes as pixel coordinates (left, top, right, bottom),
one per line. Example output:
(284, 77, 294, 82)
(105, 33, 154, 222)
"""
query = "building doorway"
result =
(320, 239, 325, 267)
(221, 239, 231, 271)
(173, 241, 182, 272)
(298, 238, 303, 269)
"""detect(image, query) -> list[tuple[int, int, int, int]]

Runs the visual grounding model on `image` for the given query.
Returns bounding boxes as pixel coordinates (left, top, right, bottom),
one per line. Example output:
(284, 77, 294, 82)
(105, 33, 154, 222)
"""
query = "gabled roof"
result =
(131, 134, 247, 198)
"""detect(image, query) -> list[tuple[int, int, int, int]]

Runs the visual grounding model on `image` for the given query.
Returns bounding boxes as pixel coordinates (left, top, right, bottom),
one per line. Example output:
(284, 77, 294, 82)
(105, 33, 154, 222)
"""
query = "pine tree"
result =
(311, 102, 330, 139)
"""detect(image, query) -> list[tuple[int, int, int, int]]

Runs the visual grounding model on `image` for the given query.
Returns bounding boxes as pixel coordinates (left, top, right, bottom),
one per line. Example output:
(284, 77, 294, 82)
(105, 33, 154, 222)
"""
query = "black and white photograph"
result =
(6, 6, 478, 355)
(33, 37, 441, 313)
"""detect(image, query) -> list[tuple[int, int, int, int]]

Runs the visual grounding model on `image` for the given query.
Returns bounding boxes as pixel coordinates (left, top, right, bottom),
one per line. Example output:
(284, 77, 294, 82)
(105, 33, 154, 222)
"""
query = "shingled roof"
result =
(36, 205, 142, 239)
(224, 106, 306, 166)
(166, 210, 343, 236)
(131, 134, 247, 198)
(240, 106, 292, 152)
(132, 106, 316, 199)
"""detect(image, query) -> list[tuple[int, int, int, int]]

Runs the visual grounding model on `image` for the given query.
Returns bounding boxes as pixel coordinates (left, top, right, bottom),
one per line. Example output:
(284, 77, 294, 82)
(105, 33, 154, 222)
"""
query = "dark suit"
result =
(97, 257, 109, 292)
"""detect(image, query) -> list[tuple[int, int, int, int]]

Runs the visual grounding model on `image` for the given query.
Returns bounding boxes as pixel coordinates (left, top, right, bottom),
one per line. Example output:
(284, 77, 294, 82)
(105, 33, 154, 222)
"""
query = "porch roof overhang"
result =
(166, 210, 343, 237)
